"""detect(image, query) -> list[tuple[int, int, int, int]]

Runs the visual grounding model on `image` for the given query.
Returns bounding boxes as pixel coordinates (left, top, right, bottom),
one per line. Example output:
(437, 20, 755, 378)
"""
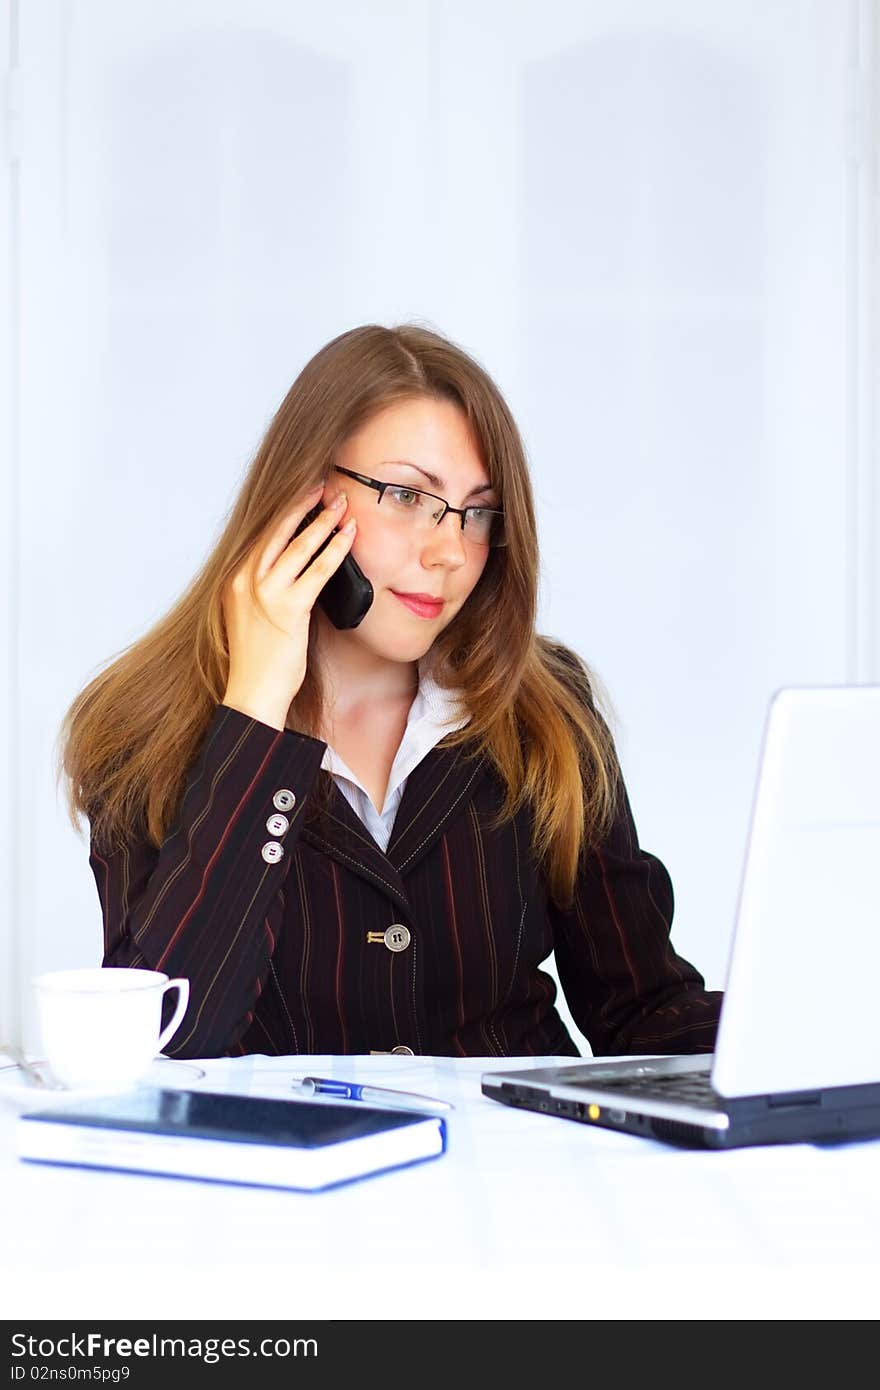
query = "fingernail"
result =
(332, 492, 347, 508)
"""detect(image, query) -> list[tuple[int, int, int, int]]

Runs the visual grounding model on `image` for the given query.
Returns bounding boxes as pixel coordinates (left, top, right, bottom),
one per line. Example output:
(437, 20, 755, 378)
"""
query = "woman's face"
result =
(319, 396, 496, 666)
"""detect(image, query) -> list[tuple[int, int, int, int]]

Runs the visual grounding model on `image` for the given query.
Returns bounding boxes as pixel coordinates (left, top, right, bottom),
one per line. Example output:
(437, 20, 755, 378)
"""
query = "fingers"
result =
(254, 485, 328, 584)
(290, 517, 358, 605)
(271, 490, 351, 583)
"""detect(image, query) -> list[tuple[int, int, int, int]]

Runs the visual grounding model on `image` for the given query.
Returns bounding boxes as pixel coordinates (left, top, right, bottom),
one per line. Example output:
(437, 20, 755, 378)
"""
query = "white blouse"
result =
(320, 655, 471, 852)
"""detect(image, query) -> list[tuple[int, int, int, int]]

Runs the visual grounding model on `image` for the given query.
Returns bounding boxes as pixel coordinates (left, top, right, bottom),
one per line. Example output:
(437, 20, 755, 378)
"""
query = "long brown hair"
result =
(56, 323, 621, 909)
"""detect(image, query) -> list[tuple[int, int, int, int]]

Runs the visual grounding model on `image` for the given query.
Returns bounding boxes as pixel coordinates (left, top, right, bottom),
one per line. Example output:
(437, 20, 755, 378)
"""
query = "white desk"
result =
(1, 1054, 878, 1320)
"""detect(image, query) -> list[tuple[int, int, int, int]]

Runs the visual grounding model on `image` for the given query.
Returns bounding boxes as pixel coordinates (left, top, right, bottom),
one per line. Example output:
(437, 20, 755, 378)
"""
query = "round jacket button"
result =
(391, 1045, 415, 1056)
(273, 789, 296, 812)
(383, 924, 411, 953)
(266, 813, 290, 836)
(261, 841, 285, 864)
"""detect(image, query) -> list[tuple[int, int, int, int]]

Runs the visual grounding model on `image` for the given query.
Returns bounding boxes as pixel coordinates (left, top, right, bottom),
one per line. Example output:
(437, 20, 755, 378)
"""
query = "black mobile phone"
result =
(293, 503, 374, 630)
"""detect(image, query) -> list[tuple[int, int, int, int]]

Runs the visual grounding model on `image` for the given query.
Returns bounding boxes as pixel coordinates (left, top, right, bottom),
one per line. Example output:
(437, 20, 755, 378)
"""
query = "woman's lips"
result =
(391, 591, 445, 619)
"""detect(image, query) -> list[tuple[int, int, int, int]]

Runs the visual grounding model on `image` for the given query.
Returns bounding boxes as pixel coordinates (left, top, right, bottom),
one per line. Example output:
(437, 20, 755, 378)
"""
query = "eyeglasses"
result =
(332, 466, 507, 548)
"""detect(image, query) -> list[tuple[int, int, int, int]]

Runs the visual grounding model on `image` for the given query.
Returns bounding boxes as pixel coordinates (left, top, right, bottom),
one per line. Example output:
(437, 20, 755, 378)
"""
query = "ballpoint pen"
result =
(292, 1075, 454, 1113)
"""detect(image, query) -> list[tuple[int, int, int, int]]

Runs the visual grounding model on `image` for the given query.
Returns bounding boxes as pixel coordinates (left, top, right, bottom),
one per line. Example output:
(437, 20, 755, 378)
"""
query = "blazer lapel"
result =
(299, 788, 411, 913)
(299, 741, 489, 909)
(385, 741, 489, 873)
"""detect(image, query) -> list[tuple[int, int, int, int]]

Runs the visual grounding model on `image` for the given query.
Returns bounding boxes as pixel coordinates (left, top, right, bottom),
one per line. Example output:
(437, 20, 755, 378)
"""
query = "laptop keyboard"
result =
(579, 1070, 722, 1110)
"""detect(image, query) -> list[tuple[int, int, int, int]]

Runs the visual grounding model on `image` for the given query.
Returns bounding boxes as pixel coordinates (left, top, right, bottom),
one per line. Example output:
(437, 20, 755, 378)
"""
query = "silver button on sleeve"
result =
(273, 789, 296, 812)
(261, 841, 285, 864)
(266, 813, 290, 836)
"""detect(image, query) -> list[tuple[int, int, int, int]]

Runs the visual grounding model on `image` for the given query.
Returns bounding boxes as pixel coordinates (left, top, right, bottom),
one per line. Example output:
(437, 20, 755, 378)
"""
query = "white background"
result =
(1, 0, 878, 1055)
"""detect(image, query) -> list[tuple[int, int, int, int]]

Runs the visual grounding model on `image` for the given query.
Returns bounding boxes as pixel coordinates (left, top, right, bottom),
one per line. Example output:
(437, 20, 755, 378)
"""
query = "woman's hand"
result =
(220, 486, 356, 730)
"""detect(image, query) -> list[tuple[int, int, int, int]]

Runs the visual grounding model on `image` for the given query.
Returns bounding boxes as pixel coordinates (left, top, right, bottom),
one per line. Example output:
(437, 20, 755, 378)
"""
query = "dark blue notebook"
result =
(17, 1087, 447, 1192)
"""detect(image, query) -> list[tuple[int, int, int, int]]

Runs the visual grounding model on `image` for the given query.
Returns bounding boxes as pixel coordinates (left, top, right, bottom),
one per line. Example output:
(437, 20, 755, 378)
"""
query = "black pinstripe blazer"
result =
(90, 684, 723, 1060)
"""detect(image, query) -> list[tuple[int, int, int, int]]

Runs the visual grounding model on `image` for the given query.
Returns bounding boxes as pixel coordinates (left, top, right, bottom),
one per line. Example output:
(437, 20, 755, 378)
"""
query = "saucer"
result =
(0, 1057, 206, 1109)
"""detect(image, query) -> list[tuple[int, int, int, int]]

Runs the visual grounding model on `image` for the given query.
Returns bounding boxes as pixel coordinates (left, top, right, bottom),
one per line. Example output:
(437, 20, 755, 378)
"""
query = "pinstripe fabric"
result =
(91, 676, 722, 1060)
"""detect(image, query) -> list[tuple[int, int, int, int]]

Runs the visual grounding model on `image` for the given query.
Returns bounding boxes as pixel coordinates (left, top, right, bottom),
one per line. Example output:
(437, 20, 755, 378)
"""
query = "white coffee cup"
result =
(34, 967, 190, 1090)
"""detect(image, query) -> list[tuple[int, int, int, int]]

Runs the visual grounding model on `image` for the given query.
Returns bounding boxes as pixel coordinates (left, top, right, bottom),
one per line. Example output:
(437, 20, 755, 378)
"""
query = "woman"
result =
(57, 322, 722, 1059)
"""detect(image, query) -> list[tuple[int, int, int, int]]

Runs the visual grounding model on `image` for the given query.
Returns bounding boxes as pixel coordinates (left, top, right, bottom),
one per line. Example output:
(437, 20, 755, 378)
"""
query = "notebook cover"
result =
(16, 1087, 447, 1191)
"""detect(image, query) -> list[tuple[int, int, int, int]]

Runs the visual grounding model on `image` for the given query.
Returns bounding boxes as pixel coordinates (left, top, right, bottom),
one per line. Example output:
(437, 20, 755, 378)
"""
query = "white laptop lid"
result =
(712, 686, 880, 1098)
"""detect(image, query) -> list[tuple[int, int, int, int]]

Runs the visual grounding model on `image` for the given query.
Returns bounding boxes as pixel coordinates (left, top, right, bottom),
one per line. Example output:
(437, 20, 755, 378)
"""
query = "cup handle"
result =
(156, 978, 190, 1055)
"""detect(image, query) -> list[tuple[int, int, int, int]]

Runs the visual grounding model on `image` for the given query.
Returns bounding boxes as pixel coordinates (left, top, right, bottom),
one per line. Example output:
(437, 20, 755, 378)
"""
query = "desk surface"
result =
(1, 1054, 878, 1320)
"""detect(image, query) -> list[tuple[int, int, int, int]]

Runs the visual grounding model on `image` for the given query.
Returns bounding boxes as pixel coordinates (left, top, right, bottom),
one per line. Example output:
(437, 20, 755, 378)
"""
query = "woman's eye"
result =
(389, 488, 420, 505)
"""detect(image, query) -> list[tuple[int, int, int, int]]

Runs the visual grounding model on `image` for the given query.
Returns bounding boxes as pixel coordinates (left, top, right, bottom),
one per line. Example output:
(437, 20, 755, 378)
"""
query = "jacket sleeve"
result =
(89, 703, 327, 1059)
(542, 639, 722, 1055)
(548, 774, 723, 1055)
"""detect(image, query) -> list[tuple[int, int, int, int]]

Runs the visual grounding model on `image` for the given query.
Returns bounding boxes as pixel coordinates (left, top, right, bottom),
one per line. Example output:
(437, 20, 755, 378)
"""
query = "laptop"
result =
(482, 685, 880, 1149)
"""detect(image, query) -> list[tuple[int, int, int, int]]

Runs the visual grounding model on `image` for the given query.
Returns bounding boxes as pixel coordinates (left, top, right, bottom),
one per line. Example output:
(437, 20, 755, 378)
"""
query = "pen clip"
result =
(292, 1075, 453, 1111)
(295, 1076, 358, 1100)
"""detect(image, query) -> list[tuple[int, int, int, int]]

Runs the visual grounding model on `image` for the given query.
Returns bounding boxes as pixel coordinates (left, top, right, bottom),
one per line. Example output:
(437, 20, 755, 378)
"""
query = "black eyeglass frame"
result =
(332, 466, 507, 547)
